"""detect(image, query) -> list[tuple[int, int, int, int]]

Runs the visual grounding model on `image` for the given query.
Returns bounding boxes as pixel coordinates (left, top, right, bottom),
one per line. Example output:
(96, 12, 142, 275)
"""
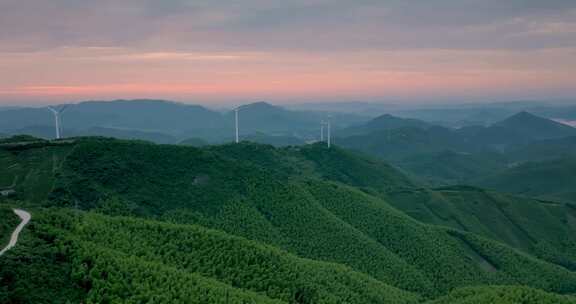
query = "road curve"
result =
(0, 209, 31, 257)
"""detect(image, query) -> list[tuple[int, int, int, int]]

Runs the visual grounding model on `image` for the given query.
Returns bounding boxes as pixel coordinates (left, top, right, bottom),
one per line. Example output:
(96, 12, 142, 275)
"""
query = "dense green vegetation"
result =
(179, 137, 210, 147)
(427, 286, 576, 304)
(2, 137, 576, 303)
(506, 136, 576, 162)
(242, 133, 306, 147)
(3, 206, 576, 303)
(77, 211, 421, 303)
(1, 208, 420, 304)
(0, 209, 87, 304)
(476, 157, 576, 203)
(0, 141, 74, 205)
(398, 150, 507, 185)
(0, 206, 19, 247)
(386, 187, 576, 269)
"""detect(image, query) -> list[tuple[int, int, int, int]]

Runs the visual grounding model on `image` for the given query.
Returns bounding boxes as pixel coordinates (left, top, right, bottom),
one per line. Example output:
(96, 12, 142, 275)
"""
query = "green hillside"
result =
(242, 133, 306, 147)
(386, 186, 576, 270)
(427, 286, 576, 304)
(338, 126, 478, 161)
(476, 157, 576, 203)
(0, 140, 74, 205)
(2, 137, 576, 303)
(47, 140, 576, 291)
(179, 137, 210, 147)
(506, 136, 576, 162)
(0, 206, 19, 247)
(398, 150, 507, 185)
(0, 209, 419, 304)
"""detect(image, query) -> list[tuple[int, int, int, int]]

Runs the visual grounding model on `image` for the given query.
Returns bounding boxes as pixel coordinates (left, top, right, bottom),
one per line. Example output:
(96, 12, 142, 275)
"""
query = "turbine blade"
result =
(59, 104, 69, 114)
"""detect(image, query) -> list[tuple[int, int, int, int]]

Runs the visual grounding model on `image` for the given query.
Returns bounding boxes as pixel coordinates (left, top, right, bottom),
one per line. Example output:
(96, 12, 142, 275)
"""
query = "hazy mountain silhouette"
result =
(339, 114, 431, 136)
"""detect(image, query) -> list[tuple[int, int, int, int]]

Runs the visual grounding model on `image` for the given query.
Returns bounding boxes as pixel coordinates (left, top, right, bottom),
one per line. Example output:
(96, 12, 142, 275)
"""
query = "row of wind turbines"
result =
(47, 105, 332, 147)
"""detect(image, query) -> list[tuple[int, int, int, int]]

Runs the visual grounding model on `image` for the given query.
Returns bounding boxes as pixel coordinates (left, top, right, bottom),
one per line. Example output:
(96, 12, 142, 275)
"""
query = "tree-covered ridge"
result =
(2, 138, 576, 303)
(3, 207, 576, 304)
(0, 141, 73, 205)
(0, 208, 86, 304)
(427, 286, 576, 304)
(475, 156, 576, 203)
(386, 187, 576, 270)
(40, 139, 576, 295)
(0, 206, 19, 247)
(2, 208, 421, 304)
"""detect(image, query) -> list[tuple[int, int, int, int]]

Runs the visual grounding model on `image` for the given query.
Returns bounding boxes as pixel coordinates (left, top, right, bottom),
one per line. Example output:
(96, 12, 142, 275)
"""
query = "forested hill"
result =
(1, 137, 576, 303)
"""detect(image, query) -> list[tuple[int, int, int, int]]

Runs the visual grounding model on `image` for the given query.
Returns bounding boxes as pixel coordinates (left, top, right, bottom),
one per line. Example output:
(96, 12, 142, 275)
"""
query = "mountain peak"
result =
(498, 111, 558, 126)
(241, 101, 278, 110)
(509, 111, 538, 120)
(366, 114, 430, 130)
(370, 114, 397, 122)
(494, 111, 576, 140)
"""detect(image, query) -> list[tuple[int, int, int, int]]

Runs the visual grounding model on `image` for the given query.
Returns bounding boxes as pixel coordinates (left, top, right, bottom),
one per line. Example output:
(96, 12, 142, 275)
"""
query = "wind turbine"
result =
(234, 107, 240, 143)
(47, 105, 68, 140)
(322, 115, 332, 148)
(327, 118, 331, 148)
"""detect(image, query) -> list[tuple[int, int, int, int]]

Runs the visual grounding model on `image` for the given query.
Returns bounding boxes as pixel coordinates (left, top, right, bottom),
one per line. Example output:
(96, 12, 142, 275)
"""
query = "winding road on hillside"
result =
(0, 209, 31, 257)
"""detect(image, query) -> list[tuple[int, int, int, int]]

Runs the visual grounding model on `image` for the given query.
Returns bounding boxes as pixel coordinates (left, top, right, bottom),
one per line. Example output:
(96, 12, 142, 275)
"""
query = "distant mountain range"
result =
(0, 99, 367, 143)
(336, 111, 576, 186)
(6, 100, 575, 191)
(287, 100, 576, 124)
(389, 103, 576, 127)
(338, 114, 432, 137)
(339, 111, 576, 156)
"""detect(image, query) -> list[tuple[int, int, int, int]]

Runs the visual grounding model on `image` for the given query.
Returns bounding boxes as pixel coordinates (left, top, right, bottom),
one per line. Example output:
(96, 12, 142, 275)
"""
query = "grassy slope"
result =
(44, 139, 576, 296)
(397, 150, 507, 186)
(2, 138, 576, 303)
(5, 208, 576, 304)
(475, 157, 576, 203)
(0, 142, 74, 205)
(506, 136, 576, 162)
(386, 187, 576, 270)
(0, 206, 19, 248)
(0, 208, 87, 304)
(427, 286, 576, 304)
(1, 208, 420, 304)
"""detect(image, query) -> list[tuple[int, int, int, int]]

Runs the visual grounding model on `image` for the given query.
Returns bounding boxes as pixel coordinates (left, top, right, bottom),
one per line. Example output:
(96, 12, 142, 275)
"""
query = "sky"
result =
(0, 0, 575, 105)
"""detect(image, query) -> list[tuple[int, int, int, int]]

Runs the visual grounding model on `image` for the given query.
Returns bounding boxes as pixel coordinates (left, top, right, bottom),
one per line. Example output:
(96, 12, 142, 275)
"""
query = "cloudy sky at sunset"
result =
(1, 0, 575, 105)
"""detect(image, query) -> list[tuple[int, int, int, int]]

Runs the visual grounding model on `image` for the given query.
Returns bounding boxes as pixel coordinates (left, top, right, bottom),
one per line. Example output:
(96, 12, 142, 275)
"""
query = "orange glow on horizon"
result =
(0, 47, 574, 103)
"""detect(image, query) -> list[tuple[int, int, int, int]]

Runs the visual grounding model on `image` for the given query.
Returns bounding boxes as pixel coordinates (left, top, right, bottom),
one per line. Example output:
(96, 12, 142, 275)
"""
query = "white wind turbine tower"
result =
(234, 107, 240, 143)
(327, 117, 332, 148)
(47, 105, 68, 140)
(322, 115, 332, 148)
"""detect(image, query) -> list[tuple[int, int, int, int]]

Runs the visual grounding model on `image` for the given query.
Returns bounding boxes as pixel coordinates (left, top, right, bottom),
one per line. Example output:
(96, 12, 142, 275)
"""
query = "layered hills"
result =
(1, 137, 576, 303)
